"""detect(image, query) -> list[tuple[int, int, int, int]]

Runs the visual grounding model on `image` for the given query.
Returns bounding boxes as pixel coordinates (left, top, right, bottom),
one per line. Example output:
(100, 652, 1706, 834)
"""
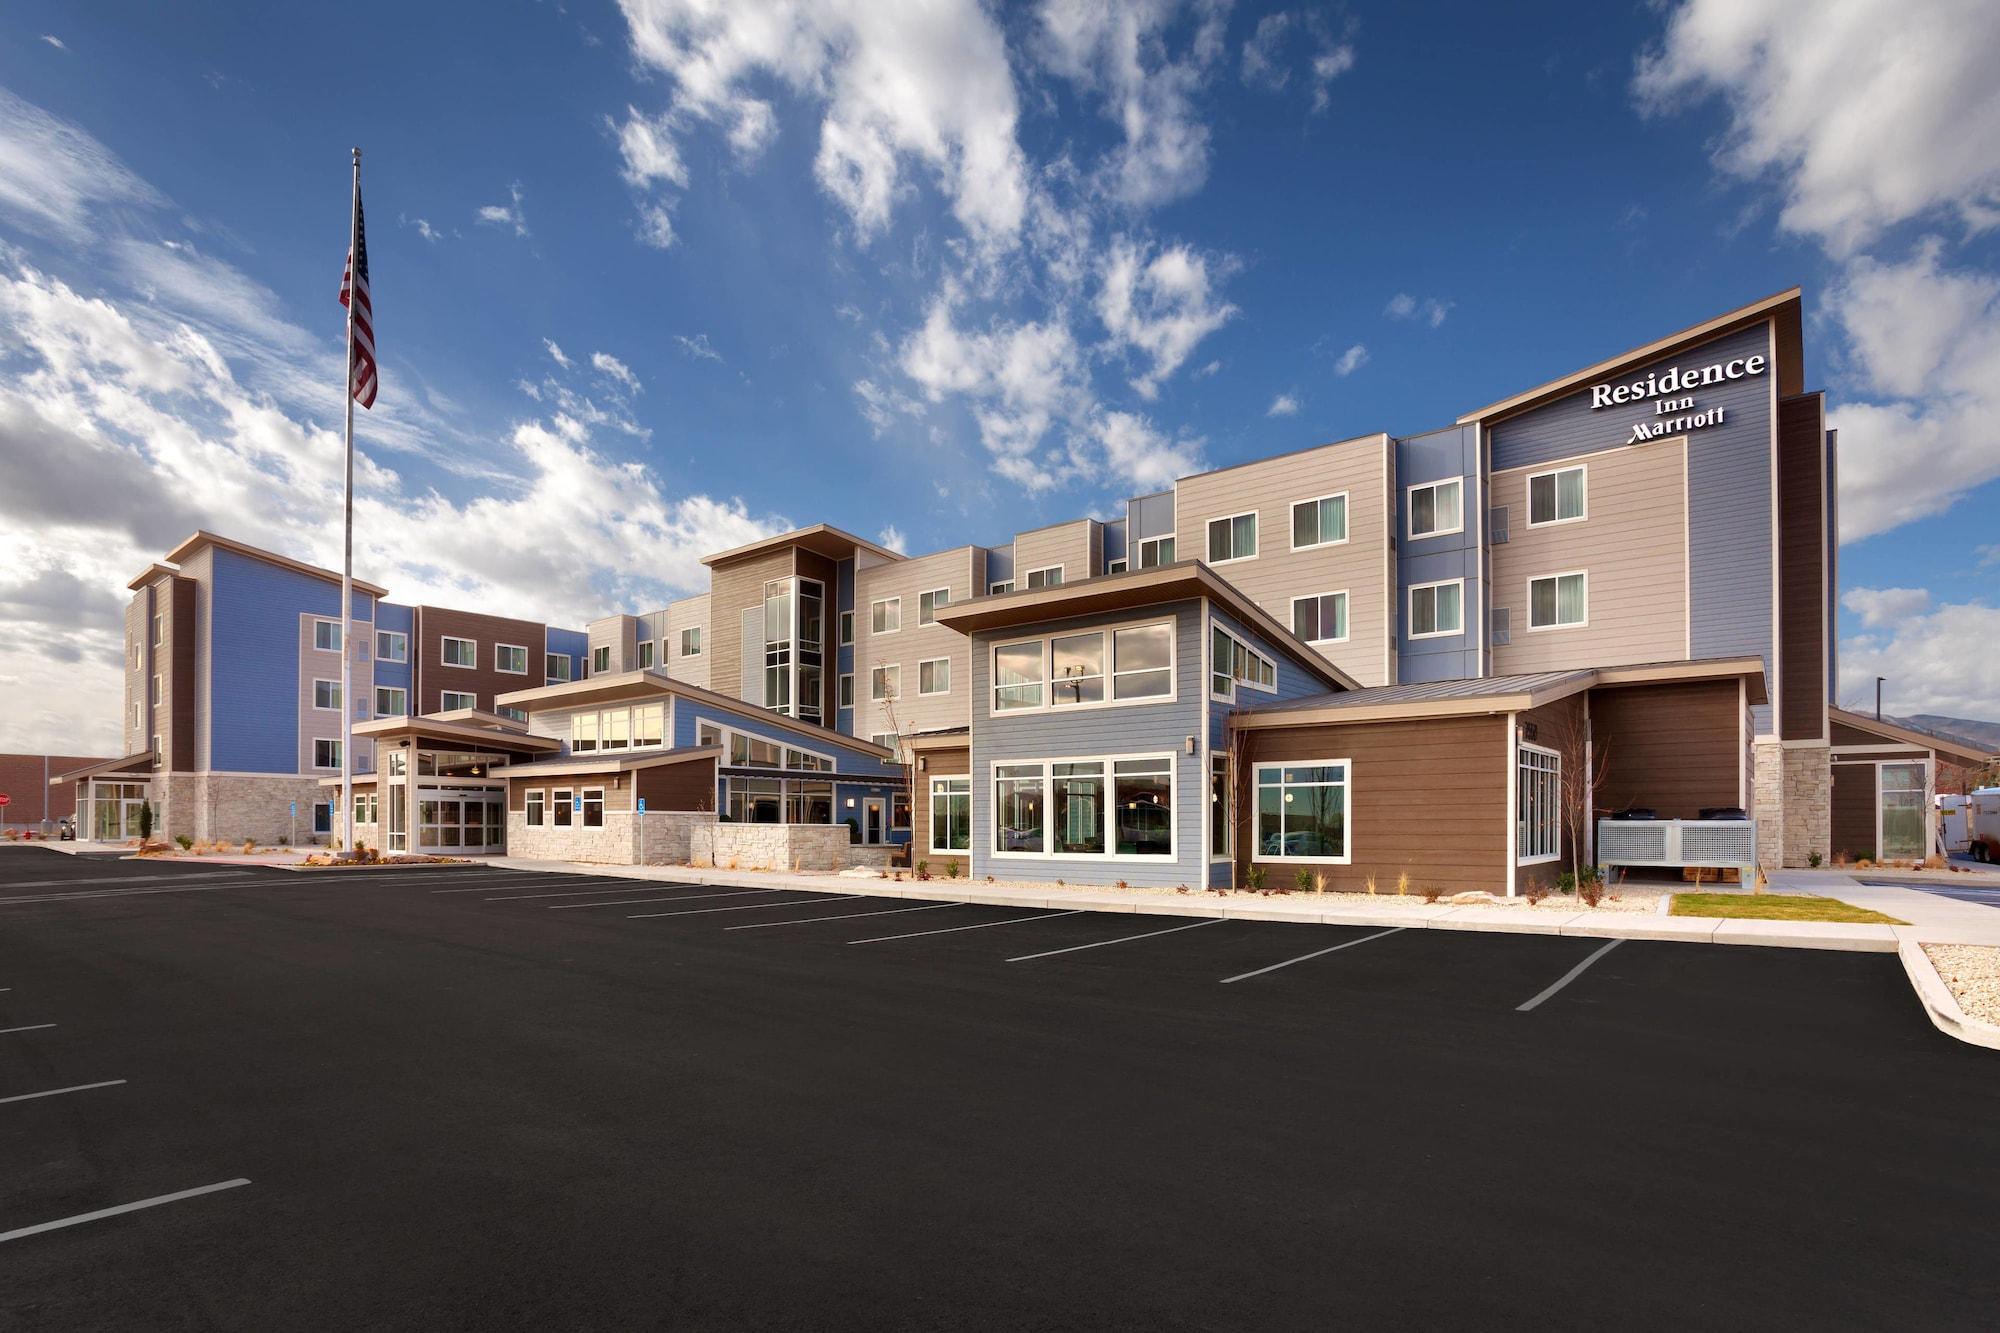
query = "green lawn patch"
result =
(1670, 893, 1906, 925)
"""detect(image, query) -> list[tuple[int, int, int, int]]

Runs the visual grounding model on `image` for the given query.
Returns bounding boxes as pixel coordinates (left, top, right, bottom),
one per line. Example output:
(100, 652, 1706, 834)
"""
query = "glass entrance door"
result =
(417, 785, 505, 853)
(90, 781, 149, 840)
(1880, 763, 1927, 860)
(863, 797, 885, 845)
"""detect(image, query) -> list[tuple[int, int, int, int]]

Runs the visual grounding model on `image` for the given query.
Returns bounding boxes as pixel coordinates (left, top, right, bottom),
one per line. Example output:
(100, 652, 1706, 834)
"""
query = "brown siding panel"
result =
(1830, 762, 1876, 861)
(415, 606, 549, 715)
(1591, 680, 1740, 818)
(1777, 393, 1827, 739)
(171, 577, 198, 771)
(635, 758, 718, 812)
(913, 746, 969, 855)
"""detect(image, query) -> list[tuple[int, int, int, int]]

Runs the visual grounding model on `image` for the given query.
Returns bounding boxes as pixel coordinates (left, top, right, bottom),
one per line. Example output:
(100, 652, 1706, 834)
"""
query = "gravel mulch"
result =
(1923, 944, 2000, 1027)
(879, 875, 1663, 914)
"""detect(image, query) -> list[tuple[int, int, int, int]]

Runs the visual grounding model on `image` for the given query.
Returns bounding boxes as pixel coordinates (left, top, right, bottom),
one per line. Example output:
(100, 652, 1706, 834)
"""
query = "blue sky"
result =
(2, 0, 1998, 752)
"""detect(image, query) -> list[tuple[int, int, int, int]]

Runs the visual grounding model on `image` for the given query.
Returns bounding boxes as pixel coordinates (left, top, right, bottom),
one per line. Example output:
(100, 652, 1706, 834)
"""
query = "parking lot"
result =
(4, 847, 1997, 1328)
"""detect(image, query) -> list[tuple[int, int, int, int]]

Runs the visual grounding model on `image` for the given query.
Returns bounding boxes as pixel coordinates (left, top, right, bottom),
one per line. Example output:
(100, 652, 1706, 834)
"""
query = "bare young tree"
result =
(1532, 702, 1611, 893)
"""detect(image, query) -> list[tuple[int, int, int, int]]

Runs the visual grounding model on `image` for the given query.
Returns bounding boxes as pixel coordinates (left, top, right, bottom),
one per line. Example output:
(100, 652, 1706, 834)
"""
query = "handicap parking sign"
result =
(290, 801, 297, 817)
(637, 797, 647, 814)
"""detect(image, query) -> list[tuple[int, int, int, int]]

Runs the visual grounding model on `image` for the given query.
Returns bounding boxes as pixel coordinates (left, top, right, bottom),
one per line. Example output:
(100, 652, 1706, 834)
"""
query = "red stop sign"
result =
(0, 794, 11, 806)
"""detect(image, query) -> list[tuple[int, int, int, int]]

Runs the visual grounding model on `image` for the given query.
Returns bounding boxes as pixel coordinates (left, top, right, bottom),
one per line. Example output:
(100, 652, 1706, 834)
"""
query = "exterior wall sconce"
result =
(1185, 735, 1197, 754)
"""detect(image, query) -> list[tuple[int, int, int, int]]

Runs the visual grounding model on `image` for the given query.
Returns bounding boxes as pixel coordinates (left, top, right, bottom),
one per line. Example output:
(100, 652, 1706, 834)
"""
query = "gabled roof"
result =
(48, 751, 156, 785)
(1829, 708, 1993, 766)
(351, 713, 561, 753)
(932, 560, 1360, 692)
(160, 531, 390, 598)
(1457, 287, 1802, 425)
(701, 523, 905, 569)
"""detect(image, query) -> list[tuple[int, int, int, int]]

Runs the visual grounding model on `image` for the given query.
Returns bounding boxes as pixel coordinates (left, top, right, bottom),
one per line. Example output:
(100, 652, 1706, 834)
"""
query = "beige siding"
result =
(1012, 519, 1097, 584)
(587, 615, 640, 675)
(709, 548, 794, 709)
(1172, 435, 1395, 686)
(853, 546, 978, 741)
(664, 594, 710, 690)
(1490, 437, 1688, 674)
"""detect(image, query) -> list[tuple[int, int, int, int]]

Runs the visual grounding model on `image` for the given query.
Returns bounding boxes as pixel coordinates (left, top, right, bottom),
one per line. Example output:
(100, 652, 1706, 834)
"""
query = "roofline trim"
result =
(163, 530, 391, 598)
(1829, 707, 1994, 764)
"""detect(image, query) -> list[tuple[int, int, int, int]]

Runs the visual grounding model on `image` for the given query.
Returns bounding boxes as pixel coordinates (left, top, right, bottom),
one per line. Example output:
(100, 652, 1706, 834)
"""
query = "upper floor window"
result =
(441, 690, 478, 711)
(546, 653, 573, 683)
(838, 673, 854, 710)
(313, 619, 341, 653)
(1292, 494, 1349, 550)
(1025, 566, 1063, 589)
(679, 627, 702, 658)
(374, 686, 407, 718)
(441, 636, 476, 668)
(1209, 625, 1276, 699)
(1409, 579, 1463, 638)
(152, 613, 165, 646)
(313, 679, 341, 711)
(312, 738, 342, 770)
(993, 620, 1175, 714)
(839, 610, 854, 645)
(1292, 592, 1349, 644)
(635, 641, 656, 670)
(495, 644, 529, 675)
(1528, 572, 1588, 629)
(871, 598, 901, 634)
(919, 658, 951, 696)
(151, 674, 164, 706)
(1137, 535, 1175, 568)
(1407, 479, 1463, 539)
(1207, 512, 1258, 564)
(376, 630, 407, 663)
(1528, 465, 1587, 526)
(498, 705, 529, 724)
(871, 664, 900, 702)
(918, 588, 951, 625)
(989, 581, 1015, 595)
(1106, 558, 1128, 574)
(591, 645, 612, 674)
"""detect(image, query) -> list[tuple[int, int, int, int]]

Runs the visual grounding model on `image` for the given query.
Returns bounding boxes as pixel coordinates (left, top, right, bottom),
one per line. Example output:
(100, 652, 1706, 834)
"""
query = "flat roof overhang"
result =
(933, 560, 1358, 693)
(701, 523, 905, 569)
(354, 714, 562, 754)
(493, 745, 721, 781)
(1228, 656, 1768, 731)
(1828, 707, 1993, 766)
(48, 752, 156, 786)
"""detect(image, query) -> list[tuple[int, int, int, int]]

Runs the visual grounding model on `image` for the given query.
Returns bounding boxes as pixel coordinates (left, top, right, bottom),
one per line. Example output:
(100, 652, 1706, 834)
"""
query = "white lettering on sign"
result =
(1590, 354, 1765, 410)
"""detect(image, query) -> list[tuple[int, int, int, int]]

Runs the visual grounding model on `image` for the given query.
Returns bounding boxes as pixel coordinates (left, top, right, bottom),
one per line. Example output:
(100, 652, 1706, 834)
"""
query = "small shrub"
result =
(1854, 857, 1873, 869)
(1420, 884, 1444, 904)
(1115, 879, 1129, 890)
(1394, 871, 1409, 897)
(915, 859, 931, 881)
(1176, 885, 1190, 894)
(1294, 868, 1314, 892)
(243, 839, 257, 854)
(1523, 883, 1548, 905)
(1556, 870, 1577, 895)
(1245, 864, 1266, 890)
(1364, 874, 1377, 896)
(1055, 878, 1065, 887)
(1806, 850, 1823, 869)
(175, 833, 193, 851)
(946, 859, 961, 879)
(1580, 876, 1604, 908)
(137, 802, 153, 840)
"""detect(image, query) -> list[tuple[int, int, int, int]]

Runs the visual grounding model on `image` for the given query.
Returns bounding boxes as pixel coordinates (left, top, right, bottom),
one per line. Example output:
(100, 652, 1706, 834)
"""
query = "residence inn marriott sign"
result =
(1593, 351, 1770, 444)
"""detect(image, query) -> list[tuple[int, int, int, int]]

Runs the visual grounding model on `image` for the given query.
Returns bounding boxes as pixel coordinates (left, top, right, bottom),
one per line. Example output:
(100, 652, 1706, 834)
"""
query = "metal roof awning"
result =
(48, 752, 156, 786)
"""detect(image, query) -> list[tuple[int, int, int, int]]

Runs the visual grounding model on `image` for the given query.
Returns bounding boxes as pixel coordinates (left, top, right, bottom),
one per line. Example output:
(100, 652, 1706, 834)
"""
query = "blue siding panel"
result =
(209, 549, 348, 773)
(1394, 425, 1482, 683)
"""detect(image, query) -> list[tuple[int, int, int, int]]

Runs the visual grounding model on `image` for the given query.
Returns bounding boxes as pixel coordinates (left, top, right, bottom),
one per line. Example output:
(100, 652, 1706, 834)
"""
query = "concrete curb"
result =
(1898, 941, 2000, 1052)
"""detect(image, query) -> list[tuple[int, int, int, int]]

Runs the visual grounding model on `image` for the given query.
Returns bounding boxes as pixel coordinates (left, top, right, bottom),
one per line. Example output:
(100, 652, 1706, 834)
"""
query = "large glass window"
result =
(1529, 573, 1587, 629)
(1051, 632, 1105, 707)
(1410, 580, 1463, 638)
(871, 598, 900, 634)
(1112, 624, 1172, 699)
(1210, 755, 1231, 860)
(580, 788, 604, 828)
(1206, 512, 1257, 563)
(1518, 745, 1561, 863)
(601, 709, 629, 752)
(727, 777, 785, 823)
(930, 777, 971, 853)
(495, 644, 528, 674)
(1292, 592, 1349, 644)
(919, 588, 950, 624)
(376, 630, 407, 662)
(1210, 625, 1276, 698)
(1052, 761, 1105, 855)
(994, 763, 1045, 853)
(573, 712, 598, 753)
(1880, 763, 1927, 860)
(1528, 465, 1587, 526)
(442, 635, 476, 667)
(634, 704, 664, 748)
(993, 642, 1044, 712)
(1114, 758, 1173, 857)
(1255, 763, 1348, 862)
(1291, 494, 1348, 549)
(1408, 479, 1463, 538)
(552, 789, 573, 827)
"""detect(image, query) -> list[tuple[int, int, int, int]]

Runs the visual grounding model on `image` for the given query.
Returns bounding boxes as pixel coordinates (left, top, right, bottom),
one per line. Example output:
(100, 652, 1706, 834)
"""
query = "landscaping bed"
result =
(1923, 944, 2000, 1026)
(864, 871, 1662, 913)
(1670, 892, 1904, 925)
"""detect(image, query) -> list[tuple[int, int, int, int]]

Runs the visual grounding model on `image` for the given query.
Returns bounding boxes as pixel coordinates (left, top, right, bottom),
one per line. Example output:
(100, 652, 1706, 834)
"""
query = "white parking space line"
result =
(1516, 939, 1625, 1013)
(0, 1024, 57, 1035)
(726, 902, 963, 931)
(0, 1079, 127, 1106)
(0, 871, 252, 891)
(1219, 926, 1407, 985)
(1008, 915, 1226, 962)
(429, 876, 590, 893)
(550, 888, 781, 911)
(0, 1178, 251, 1245)
(0, 885, 246, 907)
(629, 895, 863, 921)
(482, 882, 661, 901)
(849, 909, 1084, 945)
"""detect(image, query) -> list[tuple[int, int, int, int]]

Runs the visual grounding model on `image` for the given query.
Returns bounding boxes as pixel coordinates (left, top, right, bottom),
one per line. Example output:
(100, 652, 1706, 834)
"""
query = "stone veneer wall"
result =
(156, 773, 330, 845)
(1781, 744, 1831, 868)
(506, 810, 714, 865)
(691, 823, 893, 873)
(1752, 740, 1785, 872)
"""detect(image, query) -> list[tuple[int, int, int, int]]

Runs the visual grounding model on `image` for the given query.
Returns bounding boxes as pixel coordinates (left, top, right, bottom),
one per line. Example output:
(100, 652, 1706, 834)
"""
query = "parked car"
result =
(1260, 828, 1341, 858)
(58, 818, 75, 841)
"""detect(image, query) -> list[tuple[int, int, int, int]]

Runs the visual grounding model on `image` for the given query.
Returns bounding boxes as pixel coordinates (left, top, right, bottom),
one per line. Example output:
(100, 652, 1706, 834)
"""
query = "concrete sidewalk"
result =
(1765, 868, 2000, 947)
(484, 857, 1946, 953)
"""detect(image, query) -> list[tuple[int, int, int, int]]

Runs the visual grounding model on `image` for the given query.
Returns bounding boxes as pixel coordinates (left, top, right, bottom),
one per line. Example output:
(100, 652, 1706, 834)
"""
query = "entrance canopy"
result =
(48, 751, 156, 787)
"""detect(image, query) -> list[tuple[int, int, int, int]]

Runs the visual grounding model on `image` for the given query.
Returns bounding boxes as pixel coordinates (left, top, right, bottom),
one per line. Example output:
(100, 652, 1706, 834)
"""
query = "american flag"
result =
(339, 187, 377, 408)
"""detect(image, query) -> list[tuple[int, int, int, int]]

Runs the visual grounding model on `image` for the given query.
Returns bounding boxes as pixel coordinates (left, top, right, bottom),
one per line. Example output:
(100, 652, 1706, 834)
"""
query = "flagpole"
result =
(339, 146, 359, 859)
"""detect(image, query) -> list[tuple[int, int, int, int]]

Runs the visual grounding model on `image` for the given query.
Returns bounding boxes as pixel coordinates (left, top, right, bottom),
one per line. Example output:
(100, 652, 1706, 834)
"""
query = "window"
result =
(1528, 572, 1587, 630)
(1528, 465, 1587, 526)
(1206, 512, 1258, 563)
(1111, 623, 1173, 699)
(994, 641, 1043, 712)
(152, 733, 162, 762)
(352, 792, 379, 826)
(1292, 592, 1350, 644)
(989, 581, 1015, 595)
(376, 630, 407, 663)
(131, 701, 142, 730)
(525, 790, 545, 827)
(992, 756, 1174, 858)
(374, 686, 407, 717)
(871, 732, 899, 752)
(313, 801, 332, 835)
(1106, 558, 1128, 574)
(1407, 478, 1463, 539)
(591, 645, 612, 675)
(1291, 493, 1349, 549)
(387, 750, 406, 777)
(635, 641, 655, 670)
(498, 705, 529, 723)
(929, 777, 971, 853)
(546, 653, 573, 683)
(151, 674, 163, 707)
(633, 704, 664, 748)
(552, 788, 573, 827)
(1518, 744, 1561, 864)
(313, 619, 341, 653)
(1255, 762, 1349, 863)
(1409, 580, 1464, 638)
(1209, 625, 1276, 699)
(152, 613, 165, 646)
(1025, 566, 1062, 589)
(602, 708, 629, 752)
(573, 712, 598, 753)
(679, 627, 703, 657)
(995, 620, 1176, 713)
(1051, 632, 1103, 706)
(313, 738, 342, 770)
(312, 679, 340, 711)
(1137, 535, 1176, 568)
(838, 673, 854, 709)
(871, 664, 900, 702)
(495, 644, 528, 675)
(869, 598, 900, 635)
(442, 636, 476, 668)
(918, 588, 950, 625)
(1210, 755, 1231, 861)
(441, 690, 478, 711)
(919, 658, 951, 696)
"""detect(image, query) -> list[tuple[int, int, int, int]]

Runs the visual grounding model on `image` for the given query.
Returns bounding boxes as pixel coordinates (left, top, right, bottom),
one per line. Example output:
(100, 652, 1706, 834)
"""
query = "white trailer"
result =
(1968, 789, 2000, 864)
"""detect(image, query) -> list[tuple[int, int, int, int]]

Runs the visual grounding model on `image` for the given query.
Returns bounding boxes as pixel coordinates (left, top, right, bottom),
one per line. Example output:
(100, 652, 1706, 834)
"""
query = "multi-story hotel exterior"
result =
(71, 287, 1971, 884)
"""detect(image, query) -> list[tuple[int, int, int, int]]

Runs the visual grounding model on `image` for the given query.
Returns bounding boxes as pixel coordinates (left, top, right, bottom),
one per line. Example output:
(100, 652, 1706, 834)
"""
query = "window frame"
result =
(151, 674, 164, 707)
(525, 789, 545, 828)
(440, 689, 478, 712)
(1207, 623, 1278, 701)
(312, 678, 340, 712)
(441, 635, 477, 669)
(635, 640, 656, 670)
(870, 663, 900, 702)
(312, 618, 341, 653)
(1526, 570, 1589, 631)
(837, 673, 854, 710)
(928, 775, 972, 855)
(152, 612, 165, 646)
(679, 627, 703, 658)
(546, 653, 573, 684)
(989, 751, 1178, 863)
(1408, 578, 1465, 640)
(1105, 558, 1128, 574)
(1289, 590, 1351, 646)
(376, 630, 408, 663)
(1136, 535, 1176, 569)
(312, 737, 342, 771)
(591, 645, 612, 675)
(918, 657, 951, 696)
(1205, 511, 1259, 565)
(1024, 565, 1063, 590)
(987, 616, 1179, 717)
(870, 597, 901, 635)
(1526, 463, 1588, 528)
(1252, 760, 1353, 865)
(494, 642, 529, 675)
(1406, 478, 1465, 540)
(988, 581, 1015, 595)
(1517, 742, 1562, 865)
(374, 686, 407, 718)
(552, 787, 574, 827)
(580, 787, 605, 829)
(1290, 492, 1351, 552)
(838, 610, 854, 646)
(917, 587, 951, 625)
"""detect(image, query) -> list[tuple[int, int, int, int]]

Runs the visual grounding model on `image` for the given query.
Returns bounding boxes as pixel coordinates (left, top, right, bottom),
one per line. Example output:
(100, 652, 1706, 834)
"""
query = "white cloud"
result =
(543, 338, 573, 369)
(40, 35, 66, 50)
(634, 201, 676, 250)
(1384, 291, 1450, 327)
(877, 525, 908, 554)
(852, 378, 922, 435)
(674, 332, 722, 362)
(1333, 342, 1368, 376)
(401, 214, 442, 243)
(1266, 392, 1299, 417)
(1096, 235, 1237, 399)
(1093, 410, 1205, 491)
(476, 181, 529, 237)
(1838, 598, 2000, 721)
(1193, 358, 1221, 378)
(1635, 0, 2000, 256)
(1310, 44, 1356, 113)
(1842, 586, 1932, 629)
(1241, 13, 1293, 89)
(591, 350, 642, 393)
(899, 294, 1088, 489)
(611, 107, 689, 189)
(0, 87, 166, 240)
(1978, 544, 2000, 569)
